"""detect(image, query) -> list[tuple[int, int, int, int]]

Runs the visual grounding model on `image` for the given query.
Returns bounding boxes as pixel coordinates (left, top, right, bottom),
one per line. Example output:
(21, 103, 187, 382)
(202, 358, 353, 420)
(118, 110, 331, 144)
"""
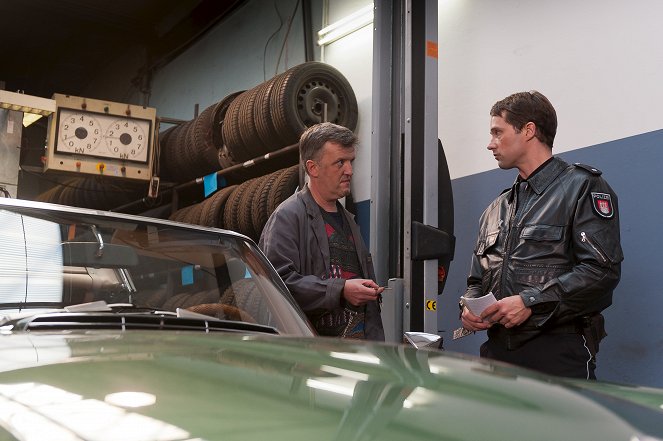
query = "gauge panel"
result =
(55, 108, 152, 163)
(45, 94, 157, 181)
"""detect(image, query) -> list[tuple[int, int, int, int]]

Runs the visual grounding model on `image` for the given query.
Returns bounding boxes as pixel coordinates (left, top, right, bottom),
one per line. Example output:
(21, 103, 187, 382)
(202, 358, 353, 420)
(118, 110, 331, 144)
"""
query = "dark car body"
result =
(1, 331, 663, 441)
(0, 198, 661, 441)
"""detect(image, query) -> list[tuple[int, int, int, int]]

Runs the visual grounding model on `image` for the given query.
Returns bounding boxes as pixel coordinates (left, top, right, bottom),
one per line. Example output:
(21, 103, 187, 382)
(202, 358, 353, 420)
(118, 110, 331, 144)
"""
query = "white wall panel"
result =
(438, 0, 663, 179)
(322, 23, 373, 202)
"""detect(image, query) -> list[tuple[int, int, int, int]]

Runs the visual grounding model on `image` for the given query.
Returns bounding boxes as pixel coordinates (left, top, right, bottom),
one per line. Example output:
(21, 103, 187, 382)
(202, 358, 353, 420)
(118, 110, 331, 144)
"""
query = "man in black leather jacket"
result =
(461, 91, 623, 379)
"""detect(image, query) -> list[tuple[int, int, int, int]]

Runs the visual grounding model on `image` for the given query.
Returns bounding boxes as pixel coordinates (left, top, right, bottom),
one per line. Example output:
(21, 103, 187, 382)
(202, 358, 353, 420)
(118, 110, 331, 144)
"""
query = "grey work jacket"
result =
(464, 157, 623, 350)
(259, 185, 384, 341)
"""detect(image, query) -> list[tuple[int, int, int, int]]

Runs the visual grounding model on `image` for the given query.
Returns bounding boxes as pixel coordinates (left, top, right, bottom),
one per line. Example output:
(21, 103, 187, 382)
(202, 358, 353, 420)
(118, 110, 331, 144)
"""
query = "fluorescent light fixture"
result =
(0, 90, 56, 127)
(22, 112, 43, 127)
(317, 3, 374, 46)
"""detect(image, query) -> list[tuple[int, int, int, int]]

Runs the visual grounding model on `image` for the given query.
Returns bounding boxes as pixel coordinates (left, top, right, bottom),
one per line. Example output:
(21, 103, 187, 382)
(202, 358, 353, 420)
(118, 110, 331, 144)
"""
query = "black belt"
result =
(543, 313, 602, 335)
(543, 321, 583, 334)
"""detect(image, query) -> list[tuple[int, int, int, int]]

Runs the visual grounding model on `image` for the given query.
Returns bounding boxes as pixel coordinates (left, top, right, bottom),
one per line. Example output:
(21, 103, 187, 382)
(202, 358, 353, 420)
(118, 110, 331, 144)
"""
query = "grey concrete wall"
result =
(148, 0, 309, 121)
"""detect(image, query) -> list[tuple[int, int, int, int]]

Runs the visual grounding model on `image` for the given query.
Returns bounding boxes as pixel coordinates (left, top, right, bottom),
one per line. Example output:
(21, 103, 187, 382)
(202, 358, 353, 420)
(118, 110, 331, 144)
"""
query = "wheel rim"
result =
(297, 80, 341, 126)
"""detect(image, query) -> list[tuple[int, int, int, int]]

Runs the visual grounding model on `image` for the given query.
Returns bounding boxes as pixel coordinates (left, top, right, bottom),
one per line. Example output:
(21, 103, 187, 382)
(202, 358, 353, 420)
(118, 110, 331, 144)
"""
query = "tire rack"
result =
(111, 142, 300, 242)
(113, 61, 359, 242)
(168, 145, 300, 242)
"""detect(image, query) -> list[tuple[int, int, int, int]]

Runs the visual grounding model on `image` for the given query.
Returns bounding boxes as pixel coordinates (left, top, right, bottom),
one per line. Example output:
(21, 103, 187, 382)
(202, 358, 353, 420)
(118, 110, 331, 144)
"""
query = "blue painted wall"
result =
(438, 129, 663, 388)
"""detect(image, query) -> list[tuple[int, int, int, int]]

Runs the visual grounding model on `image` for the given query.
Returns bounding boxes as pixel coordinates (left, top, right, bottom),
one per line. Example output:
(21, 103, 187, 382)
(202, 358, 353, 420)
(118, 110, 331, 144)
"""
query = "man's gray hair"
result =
(299, 122, 358, 169)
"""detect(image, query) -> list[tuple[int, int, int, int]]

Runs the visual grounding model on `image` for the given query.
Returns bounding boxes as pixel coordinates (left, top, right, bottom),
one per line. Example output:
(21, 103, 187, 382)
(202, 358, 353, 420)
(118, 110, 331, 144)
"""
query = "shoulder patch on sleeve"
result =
(591, 192, 615, 218)
(573, 163, 602, 175)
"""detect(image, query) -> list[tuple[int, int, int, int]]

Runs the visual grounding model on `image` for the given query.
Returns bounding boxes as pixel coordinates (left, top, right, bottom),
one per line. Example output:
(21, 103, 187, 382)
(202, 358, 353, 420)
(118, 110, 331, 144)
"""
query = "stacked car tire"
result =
(159, 91, 242, 183)
(159, 62, 357, 182)
(219, 61, 358, 167)
(161, 61, 357, 240)
(35, 177, 148, 210)
(168, 164, 299, 242)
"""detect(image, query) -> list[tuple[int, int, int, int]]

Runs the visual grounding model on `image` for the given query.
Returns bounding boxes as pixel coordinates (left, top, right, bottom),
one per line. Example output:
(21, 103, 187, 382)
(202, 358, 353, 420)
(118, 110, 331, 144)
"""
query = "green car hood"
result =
(0, 331, 661, 441)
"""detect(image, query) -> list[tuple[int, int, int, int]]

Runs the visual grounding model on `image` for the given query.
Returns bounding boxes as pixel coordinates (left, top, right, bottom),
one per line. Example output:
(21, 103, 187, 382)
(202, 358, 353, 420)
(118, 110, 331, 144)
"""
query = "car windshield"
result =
(0, 198, 313, 336)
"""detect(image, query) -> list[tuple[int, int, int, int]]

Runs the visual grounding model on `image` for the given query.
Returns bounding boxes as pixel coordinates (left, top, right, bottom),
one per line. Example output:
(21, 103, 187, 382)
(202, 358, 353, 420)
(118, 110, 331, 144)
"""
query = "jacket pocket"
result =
(580, 228, 624, 265)
(476, 230, 499, 294)
(513, 264, 571, 286)
(476, 230, 499, 255)
(520, 224, 563, 241)
(595, 227, 624, 263)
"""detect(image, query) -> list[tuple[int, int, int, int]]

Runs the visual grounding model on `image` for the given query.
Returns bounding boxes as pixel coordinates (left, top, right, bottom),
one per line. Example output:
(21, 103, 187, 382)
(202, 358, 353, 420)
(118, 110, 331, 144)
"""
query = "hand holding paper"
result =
(453, 292, 497, 339)
(460, 292, 497, 317)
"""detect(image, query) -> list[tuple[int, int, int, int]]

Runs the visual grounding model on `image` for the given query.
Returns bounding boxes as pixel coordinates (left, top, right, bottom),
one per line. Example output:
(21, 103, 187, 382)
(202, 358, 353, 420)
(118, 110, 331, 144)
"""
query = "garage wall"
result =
(319, 1, 374, 203)
(436, 0, 663, 387)
(148, 0, 309, 121)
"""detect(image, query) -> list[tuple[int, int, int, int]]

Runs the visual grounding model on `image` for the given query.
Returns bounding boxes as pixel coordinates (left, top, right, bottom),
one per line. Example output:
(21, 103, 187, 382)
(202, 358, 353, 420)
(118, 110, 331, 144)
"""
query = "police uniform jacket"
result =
(259, 184, 384, 341)
(464, 156, 623, 350)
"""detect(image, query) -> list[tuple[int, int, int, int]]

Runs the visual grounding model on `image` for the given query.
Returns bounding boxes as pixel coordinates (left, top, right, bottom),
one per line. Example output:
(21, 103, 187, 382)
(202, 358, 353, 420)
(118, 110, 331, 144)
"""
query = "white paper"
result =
(460, 292, 497, 316)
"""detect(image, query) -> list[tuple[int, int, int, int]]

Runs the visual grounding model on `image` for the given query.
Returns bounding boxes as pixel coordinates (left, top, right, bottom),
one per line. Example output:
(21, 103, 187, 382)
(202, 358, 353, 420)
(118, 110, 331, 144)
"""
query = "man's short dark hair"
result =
(490, 91, 557, 148)
(299, 122, 358, 169)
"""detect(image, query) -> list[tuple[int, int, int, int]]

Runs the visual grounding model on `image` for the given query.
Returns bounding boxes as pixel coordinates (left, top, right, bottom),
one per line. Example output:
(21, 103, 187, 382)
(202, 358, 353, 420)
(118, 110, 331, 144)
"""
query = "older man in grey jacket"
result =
(259, 123, 384, 340)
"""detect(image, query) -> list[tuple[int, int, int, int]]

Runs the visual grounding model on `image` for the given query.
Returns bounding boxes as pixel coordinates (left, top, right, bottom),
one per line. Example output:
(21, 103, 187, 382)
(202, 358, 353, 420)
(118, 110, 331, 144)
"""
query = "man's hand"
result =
(461, 307, 493, 331)
(481, 295, 532, 328)
(343, 279, 384, 306)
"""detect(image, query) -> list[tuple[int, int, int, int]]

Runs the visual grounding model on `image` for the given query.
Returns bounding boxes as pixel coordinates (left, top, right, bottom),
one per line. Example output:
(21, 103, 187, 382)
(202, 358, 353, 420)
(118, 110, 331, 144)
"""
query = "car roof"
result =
(0, 197, 250, 240)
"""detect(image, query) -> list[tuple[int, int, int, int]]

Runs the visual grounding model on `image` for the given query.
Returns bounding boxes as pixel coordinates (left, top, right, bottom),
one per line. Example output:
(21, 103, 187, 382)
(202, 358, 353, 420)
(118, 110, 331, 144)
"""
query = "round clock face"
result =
(104, 118, 149, 161)
(58, 111, 103, 154)
(56, 109, 151, 163)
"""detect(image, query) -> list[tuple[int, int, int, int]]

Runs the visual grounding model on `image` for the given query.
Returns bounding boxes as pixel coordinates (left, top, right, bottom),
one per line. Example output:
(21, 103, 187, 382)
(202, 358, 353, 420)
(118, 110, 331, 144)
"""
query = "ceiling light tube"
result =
(0, 90, 56, 116)
(0, 90, 56, 127)
(317, 4, 374, 46)
(22, 113, 43, 127)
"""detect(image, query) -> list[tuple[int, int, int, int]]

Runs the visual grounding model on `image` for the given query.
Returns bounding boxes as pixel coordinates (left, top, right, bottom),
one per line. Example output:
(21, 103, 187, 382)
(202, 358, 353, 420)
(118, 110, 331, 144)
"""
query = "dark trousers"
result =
(480, 333, 596, 380)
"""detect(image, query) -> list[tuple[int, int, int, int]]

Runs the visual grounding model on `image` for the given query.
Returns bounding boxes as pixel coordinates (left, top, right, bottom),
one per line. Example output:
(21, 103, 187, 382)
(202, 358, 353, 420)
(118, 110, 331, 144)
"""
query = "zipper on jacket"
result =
(501, 188, 523, 351)
(580, 231, 608, 263)
(499, 188, 519, 295)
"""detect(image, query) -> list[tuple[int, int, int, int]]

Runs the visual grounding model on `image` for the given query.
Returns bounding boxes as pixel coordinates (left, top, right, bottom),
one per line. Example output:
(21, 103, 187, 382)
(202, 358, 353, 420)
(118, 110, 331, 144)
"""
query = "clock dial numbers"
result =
(104, 119, 149, 162)
(47, 95, 156, 180)
(57, 111, 103, 154)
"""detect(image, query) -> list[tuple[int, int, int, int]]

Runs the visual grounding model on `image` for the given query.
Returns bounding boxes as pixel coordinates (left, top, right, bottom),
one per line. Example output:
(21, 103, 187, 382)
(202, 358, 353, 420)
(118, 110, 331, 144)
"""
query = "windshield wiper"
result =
(2, 301, 279, 334)
(10, 312, 280, 334)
